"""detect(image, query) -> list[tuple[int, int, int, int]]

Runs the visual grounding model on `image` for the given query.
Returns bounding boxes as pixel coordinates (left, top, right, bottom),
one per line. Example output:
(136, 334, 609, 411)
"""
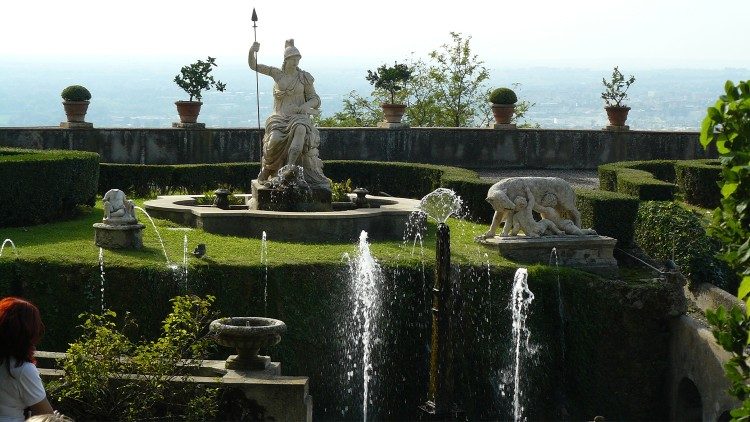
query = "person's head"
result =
(282, 39, 302, 72)
(0, 297, 44, 366)
(514, 195, 527, 211)
(541, 192, 558, 208)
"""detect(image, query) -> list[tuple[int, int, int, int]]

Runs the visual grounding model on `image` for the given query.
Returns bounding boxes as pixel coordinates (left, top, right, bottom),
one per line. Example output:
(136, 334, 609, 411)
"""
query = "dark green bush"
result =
(577, 189, 640, 247)
(61, 85, 92, 101)
(635, 201, 734, 289)
(0, 148, 99, 227)
(488, 87, 517, 105)
(674, 160, 721, 208)
(598, 160, 676, 201)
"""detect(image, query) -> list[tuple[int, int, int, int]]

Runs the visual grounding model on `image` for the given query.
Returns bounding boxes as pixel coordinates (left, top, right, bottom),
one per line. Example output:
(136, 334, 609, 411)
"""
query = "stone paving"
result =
(477, 169, 599, 190)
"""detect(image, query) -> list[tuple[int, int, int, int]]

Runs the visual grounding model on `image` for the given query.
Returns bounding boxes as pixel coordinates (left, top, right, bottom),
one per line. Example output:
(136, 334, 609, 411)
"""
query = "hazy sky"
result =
(2, 0, 748, 69)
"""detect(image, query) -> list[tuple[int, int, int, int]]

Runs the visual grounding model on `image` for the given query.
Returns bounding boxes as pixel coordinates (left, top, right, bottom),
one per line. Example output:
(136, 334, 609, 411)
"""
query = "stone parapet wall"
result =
(0, 127, 713, 168)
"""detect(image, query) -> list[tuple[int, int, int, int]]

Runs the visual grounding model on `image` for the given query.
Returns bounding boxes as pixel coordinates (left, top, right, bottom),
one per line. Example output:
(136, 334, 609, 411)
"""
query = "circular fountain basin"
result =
(210, 317, 286, 370)
(143, 194, 420, 242)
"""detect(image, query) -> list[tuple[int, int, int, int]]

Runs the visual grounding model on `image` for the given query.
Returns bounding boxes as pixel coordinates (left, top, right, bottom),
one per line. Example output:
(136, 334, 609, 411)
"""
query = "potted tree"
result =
(601, 66, 636, 128)
(174, 56, 226, 126)
(489, 87, 517, 127)
(61, 85, 92, 127)
(366, 62, 412, 126)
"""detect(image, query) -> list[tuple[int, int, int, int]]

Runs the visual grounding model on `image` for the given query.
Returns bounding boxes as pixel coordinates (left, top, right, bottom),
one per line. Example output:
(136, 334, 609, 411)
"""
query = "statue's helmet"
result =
(284, 39, 301, 59)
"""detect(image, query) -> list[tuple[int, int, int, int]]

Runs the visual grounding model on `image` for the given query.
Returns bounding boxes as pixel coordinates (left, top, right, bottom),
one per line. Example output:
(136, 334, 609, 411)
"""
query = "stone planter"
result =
(210, 317, 286, 370)
(381, 103, 407, 123)
(175, 101, 203, 124)
(63, 101, 90, 123)
(491, 104, 515, 125)
(605, 106, 631, 127)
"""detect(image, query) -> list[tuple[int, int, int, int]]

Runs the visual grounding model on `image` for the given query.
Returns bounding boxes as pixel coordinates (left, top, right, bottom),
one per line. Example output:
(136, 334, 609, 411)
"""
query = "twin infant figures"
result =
(480, 177, 597, 239)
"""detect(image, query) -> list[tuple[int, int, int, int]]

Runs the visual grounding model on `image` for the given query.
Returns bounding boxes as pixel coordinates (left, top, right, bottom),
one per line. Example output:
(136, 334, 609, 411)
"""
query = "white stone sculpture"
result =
(480, 177, 592, 239)
(249, 39, 330, 190)
(102, 189, 136, 224)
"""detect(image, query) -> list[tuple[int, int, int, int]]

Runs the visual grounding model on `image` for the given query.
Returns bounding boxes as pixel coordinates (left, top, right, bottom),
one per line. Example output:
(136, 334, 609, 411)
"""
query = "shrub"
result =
(598, 160, 677, 201)
(0, 148, 99, 227)
(330, 178, 353, 202)
(61, 85, 91, 102)
(366, 62, 412, 105)
(174, 57, 226, 102)
(635, 201, 734, 289)
(49, 295, 219, 421)
(488, 87, 517, 105)
(577, 189, 639, 247)
(601, 66, 635, 107)
(674, 160, 721, 208)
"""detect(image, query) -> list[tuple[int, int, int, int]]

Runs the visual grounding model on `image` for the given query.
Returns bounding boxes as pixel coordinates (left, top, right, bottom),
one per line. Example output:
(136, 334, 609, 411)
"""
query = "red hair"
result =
(0, 296, 44, 367)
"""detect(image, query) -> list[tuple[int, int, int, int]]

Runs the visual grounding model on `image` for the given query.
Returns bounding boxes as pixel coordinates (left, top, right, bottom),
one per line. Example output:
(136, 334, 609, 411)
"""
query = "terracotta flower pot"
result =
(62, 101, 90, 123)
(605, 106, 631, 126)
(175, 101, 203, 124)
(381, 104, 407, 124)
(491, 104, 515, 125)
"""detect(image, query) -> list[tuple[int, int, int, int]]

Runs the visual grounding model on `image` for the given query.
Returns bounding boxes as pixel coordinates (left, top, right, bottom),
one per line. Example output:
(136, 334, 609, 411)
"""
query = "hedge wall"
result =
(577, 189, 640, 247)
(674, 160, 721, 208)
(0, 148, 99, 227)
(0, 258, 675, 421)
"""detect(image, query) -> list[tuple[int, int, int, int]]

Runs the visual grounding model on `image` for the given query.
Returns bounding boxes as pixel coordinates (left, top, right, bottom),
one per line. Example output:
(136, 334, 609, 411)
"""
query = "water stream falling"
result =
(345, 230, 382, 422)
(549, 248, 565, 361)
(511, 267, 534, 422)
(182, 234, 189, 291)
(261, 231, 268, 316)
(0, 239, 18, 258)
(133, 206, 171, 265)
(98, 247, 106, 313)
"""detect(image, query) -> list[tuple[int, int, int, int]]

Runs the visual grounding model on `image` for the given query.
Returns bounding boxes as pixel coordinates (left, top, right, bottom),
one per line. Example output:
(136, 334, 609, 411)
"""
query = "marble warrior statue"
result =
(248, 39, 330, 190)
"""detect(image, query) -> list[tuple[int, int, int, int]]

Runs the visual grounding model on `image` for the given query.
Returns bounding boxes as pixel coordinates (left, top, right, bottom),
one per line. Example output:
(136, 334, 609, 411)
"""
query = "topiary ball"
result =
(489, 87, 517, 105)
(61, 85, 92, 102)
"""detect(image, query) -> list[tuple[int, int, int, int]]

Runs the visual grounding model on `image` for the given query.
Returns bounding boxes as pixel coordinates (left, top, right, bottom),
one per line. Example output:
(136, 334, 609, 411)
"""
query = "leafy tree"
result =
(702, 80, 750, 421)
(366, 62, 412, 105)
(174, 57, 226, 102)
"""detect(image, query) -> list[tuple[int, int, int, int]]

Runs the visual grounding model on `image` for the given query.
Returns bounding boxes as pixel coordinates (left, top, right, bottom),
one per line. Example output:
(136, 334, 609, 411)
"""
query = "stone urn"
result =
(491, 104, 515, 125)
(381, 103, 407, 123)
(175, 101, 202, 123)
(605, 105, 631, 127)
(210, 317, 286, 370)
(63, 101, 90, 123)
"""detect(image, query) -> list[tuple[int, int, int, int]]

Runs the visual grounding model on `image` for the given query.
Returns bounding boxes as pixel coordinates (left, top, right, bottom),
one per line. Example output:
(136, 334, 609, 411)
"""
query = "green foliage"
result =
(700, 80, 750, 420)
(313, 91, 383, 127)
(49, 295, 219, 421)
(706, 306, 750, 420)
(330, 178, 353, 202)
(577, 189, 640, 247)
(635, 201, 733, 289)
(601, 66, 636, 107)
(674, 160, 722, 208)
(598, 160, 677, 201)
(366, 62, 413, 105)
(0, 148, 99, 227)
(60, 85, 91, 102)
(174, 57, 227, 102)
(488, 87, 517, 105)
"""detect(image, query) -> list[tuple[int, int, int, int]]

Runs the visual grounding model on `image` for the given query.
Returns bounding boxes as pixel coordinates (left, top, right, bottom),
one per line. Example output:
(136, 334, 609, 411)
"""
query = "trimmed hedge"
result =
(0, 148, 99, 227)
(598, 160, 677, 201)
(635, 201, 735, 290)
(577, 189, 640, 247)
(674, 160, 721, 208)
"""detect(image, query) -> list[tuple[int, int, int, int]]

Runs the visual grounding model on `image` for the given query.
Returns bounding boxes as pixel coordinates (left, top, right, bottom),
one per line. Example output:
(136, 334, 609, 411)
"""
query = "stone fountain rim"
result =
(210, 317, 287, 336)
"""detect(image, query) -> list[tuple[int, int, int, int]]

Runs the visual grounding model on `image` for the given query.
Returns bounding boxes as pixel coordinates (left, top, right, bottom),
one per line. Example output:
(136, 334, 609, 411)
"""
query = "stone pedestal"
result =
(248, 180, 332, 211)
(60, 122, 93, 129)
(377, 122, 409, 129)
(478, 235, 618, 277)
(605, 125, 629, 131)
(172, 122, 206, 129)
(493, 123, 517, 130)
(93, 222, 146, 249)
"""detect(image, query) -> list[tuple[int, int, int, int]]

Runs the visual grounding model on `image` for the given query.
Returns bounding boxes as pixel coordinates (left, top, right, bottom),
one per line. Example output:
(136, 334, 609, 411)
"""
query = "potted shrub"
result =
(61, 85, 91, 123)
(366, 62, 412, 124)
(489, 87, 517, 125)
(174, 56, 226, 124)
(601, 66, 636, 127)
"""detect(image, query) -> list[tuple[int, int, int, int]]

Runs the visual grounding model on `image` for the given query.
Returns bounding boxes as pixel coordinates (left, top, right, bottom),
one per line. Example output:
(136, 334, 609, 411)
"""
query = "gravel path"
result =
(476, 169, 599, 190)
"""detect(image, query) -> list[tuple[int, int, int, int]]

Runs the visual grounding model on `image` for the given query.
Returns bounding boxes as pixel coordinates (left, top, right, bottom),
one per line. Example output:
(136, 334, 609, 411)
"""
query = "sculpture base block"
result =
(225, 354, 276, 372)
(248, 180, 332, 212)
(93, 222, 146, 249)
(60, 122, 93, 129)
(172, 122, 206, 129)
(605, 125, 630, 131)
(493, 123, 517, 130)
(377, 121, 409, 129)
(477, 235, 618, 277)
